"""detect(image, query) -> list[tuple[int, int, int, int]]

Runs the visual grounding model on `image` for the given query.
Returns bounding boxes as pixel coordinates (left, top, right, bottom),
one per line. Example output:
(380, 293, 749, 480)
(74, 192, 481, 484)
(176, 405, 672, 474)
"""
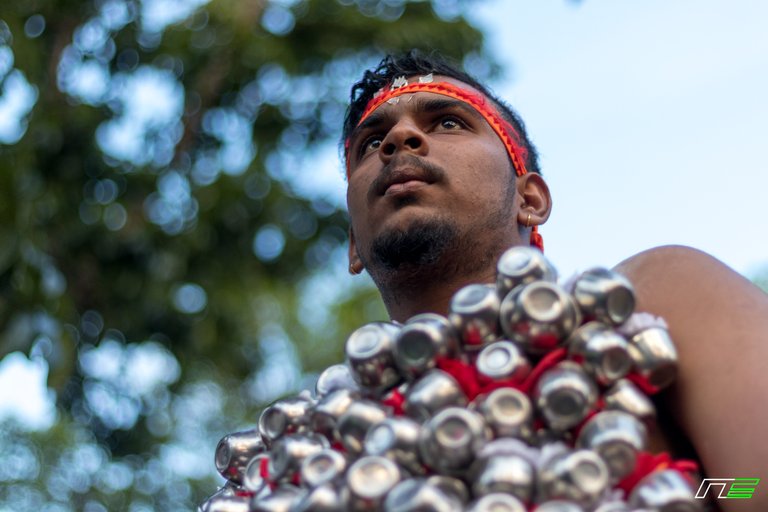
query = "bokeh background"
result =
(1, 0, 766, 510)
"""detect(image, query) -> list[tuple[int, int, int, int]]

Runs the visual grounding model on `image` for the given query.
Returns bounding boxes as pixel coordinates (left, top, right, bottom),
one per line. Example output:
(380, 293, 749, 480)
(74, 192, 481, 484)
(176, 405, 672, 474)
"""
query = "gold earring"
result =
(526, 212, 531, 228)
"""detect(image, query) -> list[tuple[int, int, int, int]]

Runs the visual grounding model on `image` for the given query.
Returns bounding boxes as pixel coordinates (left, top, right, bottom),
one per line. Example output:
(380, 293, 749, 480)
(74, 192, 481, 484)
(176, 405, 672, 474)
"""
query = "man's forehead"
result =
(401, 74, 479, 91)
(356, 90, 483, 131)
(349, 75, 493, 136)
(372, 74, 487, 106)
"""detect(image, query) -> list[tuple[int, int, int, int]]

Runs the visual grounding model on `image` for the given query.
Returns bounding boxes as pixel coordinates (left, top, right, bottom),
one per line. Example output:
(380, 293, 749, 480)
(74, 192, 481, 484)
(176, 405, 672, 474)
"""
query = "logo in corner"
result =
(695, 478, 760, 499)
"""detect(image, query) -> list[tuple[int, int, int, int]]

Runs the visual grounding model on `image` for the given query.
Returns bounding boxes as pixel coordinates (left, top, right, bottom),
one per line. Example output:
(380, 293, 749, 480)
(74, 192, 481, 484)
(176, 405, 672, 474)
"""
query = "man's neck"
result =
(374, 258, 499, 323)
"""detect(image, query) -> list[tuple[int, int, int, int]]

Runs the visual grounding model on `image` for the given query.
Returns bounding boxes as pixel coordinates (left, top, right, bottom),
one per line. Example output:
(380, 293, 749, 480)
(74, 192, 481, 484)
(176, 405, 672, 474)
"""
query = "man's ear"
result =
(516, 173, 552, 227)
(348, 227, 364, 275)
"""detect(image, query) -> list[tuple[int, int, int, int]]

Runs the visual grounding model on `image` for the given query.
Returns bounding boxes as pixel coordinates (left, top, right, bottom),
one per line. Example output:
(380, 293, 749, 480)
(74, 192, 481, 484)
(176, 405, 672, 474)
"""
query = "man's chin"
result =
(368, 217, 458, 272)
(373, 200, 444, 235)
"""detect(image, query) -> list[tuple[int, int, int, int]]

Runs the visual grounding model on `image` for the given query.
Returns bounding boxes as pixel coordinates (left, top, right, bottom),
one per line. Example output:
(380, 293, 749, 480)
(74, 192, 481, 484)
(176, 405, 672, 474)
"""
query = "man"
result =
(343, 51, 767, 511)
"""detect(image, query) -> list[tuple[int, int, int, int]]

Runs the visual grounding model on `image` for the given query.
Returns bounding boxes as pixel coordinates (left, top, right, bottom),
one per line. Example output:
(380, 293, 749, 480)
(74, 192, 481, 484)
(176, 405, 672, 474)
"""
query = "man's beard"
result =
(359, 216, 477, 302)
(370, 218, 458, 271)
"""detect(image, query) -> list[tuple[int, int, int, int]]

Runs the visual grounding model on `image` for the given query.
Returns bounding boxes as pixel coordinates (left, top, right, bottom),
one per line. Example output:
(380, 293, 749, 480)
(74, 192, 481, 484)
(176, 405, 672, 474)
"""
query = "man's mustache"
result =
(369, 155, 447, 198)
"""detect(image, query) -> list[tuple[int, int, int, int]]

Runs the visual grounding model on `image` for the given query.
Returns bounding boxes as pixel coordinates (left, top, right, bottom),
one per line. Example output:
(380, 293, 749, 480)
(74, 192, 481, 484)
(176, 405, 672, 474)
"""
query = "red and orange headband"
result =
(345, 79, 543, 252)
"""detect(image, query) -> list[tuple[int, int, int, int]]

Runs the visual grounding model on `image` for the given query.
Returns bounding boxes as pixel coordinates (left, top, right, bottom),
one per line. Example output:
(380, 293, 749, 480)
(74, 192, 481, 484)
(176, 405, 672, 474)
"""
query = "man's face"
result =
(345, 75, 527, 276)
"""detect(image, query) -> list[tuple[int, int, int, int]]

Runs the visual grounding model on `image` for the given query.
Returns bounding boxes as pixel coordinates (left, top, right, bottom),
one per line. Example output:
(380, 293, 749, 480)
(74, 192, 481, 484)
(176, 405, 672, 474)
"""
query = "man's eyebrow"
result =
(349, 95, 485, 145)
(349, 111, 389, 145)
(415, 96, 483, 119)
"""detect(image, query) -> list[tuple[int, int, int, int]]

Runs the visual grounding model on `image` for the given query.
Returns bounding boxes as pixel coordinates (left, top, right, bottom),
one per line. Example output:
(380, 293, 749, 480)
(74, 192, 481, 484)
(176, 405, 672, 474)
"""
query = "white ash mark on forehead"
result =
(390, 76, 408, 90)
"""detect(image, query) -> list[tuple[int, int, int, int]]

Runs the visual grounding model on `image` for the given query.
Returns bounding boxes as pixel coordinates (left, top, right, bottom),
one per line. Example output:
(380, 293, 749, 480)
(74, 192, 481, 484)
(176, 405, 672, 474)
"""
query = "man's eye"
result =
(439, 117, 463, 130)
(360, 136, 382, 155)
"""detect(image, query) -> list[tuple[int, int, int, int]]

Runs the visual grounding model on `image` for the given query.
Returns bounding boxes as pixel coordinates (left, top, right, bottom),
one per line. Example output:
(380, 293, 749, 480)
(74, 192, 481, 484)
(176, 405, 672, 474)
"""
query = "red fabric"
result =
(477, 377, 526, 397)
(519, 348, 568, 394)
(436, 356, 482, 400)
(616, 452, 671, 494)
(461, 330, 487, 348)
(380, 388, 406, 416)
(673, 460, 701, 487)
(616, 451, 699, 495)
(626, 371, 662, 395)
(530, 226, 544, 252)
(259, 456, 277, 490)
(570, 395, 606, 440)
(475, 354, 530, 394)
(350, 82, 530, 178)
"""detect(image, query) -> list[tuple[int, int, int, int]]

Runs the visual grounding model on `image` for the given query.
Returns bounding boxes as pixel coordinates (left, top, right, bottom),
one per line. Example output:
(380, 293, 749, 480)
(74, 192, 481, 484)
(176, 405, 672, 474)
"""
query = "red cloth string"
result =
(259, 456, 277, 490)
(349, 81, 530, 179)
(616, 451, 699, 495)
(571, 396, 606, 440)
(436, 356, 482, 401)
(530, 226, 544, 252)
(435, 348, 569, 402)
(519, 348, 568, 394)
(626, 372, 662, 395)
(476, 376, 527, 396)
(380, 388, 406, 416)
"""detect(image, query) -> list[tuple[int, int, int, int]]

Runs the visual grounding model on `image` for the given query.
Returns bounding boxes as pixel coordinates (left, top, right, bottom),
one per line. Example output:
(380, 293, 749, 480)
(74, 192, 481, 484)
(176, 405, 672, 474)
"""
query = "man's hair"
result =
(342, 50, 541, 174)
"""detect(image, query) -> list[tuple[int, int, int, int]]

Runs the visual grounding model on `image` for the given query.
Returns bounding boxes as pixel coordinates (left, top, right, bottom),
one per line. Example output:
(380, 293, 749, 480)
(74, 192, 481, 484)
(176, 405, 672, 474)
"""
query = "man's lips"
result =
(384, 178, 430, 196)
(374, 167, 436, 197)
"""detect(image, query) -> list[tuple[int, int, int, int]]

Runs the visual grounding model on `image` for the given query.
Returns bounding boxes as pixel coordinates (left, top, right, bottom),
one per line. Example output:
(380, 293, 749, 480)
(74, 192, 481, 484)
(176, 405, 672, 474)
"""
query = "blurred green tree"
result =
(753, 267, 768, 294)
(0, 0, 493, 509)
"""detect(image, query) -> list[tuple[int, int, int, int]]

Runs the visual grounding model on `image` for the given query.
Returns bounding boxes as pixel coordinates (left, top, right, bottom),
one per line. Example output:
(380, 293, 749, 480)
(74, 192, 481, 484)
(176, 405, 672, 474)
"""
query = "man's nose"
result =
(379, 119, 429, 164)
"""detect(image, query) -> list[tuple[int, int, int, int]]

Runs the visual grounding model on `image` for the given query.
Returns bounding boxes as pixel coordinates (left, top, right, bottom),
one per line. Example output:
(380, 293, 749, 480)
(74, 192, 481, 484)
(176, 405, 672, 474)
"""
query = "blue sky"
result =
(469, 0, 768, 277)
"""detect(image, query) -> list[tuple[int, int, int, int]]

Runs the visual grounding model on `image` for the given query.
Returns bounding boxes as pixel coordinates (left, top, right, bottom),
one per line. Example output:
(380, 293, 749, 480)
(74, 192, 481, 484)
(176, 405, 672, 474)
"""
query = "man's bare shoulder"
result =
(615, 244, 751, 288)
(615, 245, 768, 512)
(614, 244, 766, 333)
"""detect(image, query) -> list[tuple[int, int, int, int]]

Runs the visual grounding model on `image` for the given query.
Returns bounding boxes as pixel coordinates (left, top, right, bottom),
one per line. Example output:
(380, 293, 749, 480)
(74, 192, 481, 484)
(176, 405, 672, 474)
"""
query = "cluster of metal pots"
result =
(201, 246, 702, 512)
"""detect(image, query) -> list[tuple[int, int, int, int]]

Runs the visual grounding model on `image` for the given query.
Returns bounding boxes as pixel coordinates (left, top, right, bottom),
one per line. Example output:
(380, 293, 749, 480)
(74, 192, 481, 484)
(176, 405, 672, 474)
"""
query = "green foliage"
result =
(0, 0, 490, 508)
(752, 266, 768, 294)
